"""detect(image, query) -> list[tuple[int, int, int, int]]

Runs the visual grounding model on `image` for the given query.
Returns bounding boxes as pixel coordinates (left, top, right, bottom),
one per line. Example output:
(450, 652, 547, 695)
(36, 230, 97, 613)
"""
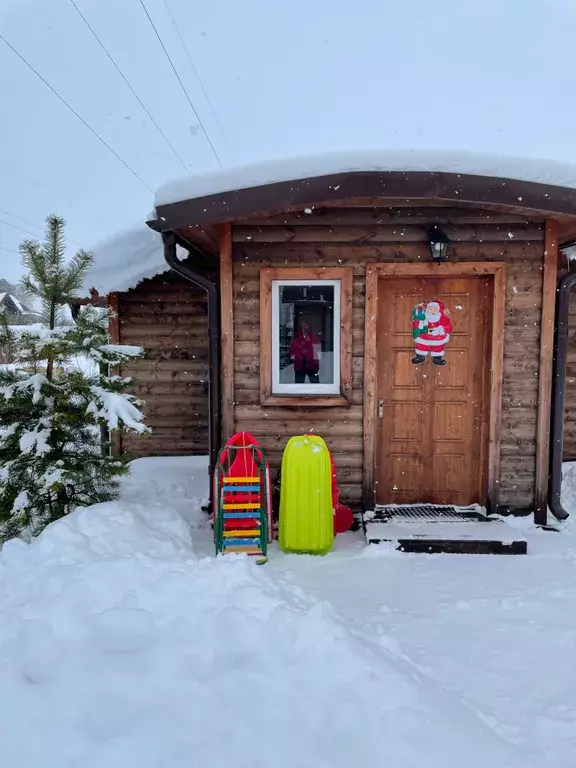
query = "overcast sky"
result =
(1, 0, 575, 283)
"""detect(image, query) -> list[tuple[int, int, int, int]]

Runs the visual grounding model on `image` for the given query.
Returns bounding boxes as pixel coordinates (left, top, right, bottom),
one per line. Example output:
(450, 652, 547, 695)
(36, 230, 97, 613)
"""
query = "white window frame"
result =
(271, 279, 341, 396)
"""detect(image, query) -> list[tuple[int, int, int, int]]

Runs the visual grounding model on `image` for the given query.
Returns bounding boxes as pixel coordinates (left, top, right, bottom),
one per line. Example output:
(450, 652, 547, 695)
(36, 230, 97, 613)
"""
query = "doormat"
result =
(364, 505, 527, 555)
(371, 505, 487, 523)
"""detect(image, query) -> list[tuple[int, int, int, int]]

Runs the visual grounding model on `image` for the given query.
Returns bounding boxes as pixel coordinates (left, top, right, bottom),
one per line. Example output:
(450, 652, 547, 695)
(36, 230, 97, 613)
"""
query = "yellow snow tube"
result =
(279, 435, 334, 555)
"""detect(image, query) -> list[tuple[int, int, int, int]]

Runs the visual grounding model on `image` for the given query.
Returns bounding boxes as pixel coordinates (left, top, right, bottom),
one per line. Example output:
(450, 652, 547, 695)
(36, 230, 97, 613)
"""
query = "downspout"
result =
(162, 230, 221, 509)
(548, 269, 576, 520)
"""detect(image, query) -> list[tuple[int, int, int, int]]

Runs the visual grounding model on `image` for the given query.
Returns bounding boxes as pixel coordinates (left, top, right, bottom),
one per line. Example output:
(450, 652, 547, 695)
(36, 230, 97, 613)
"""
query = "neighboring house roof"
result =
(0, 293, 36, 316)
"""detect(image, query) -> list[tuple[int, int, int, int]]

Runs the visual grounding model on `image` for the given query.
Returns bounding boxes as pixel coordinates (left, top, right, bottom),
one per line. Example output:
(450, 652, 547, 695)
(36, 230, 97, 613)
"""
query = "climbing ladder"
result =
(214, 443, 270, 562)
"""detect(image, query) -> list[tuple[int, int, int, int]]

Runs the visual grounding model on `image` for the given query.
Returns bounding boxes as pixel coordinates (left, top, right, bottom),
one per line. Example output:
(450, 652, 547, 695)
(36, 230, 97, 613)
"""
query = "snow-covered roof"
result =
(0, 293, 35, 315)
(154, 150, 576, 209)
(90, 150, 576, 297)
(82, 224, 191, 296)
(81, 224, 169, 296)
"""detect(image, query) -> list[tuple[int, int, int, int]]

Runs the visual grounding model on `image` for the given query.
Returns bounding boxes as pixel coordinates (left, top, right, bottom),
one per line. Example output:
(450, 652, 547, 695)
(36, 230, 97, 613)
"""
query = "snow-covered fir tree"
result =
(0, 215, 148, 542)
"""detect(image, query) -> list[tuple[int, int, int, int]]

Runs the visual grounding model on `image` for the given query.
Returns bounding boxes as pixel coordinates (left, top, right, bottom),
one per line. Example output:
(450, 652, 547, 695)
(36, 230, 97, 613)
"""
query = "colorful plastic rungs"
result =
(214, 439, 270, 561)
(222, 503, 260, 510)
(222, 485, 260, 493)
(223, 477, 259, 484)
(223, 538, 261, 547)
(223, 512, 260, 519)
(225, 547, 264, 555)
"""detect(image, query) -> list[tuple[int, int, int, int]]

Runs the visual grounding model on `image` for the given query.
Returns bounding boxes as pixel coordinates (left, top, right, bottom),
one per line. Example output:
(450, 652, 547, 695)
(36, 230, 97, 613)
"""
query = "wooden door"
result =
(375, 277, 491, 506)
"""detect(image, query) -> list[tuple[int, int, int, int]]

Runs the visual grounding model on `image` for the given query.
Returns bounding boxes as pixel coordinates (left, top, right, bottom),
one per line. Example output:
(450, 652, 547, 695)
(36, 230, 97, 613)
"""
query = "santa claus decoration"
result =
(411, 300, 452, 365)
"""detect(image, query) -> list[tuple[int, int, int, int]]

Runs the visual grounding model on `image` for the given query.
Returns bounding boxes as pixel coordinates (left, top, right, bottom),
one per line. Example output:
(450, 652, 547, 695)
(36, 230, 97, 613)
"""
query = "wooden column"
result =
(108, 292, 120, 342)
(535, 219, 559, 524)
(219, 223, 235, 441)
(362, 266, 379, 510)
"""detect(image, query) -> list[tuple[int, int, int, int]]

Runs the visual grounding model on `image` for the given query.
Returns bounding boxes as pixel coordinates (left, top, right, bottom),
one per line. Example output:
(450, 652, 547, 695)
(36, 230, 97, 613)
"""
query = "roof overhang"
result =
(148, 170, 576, 244)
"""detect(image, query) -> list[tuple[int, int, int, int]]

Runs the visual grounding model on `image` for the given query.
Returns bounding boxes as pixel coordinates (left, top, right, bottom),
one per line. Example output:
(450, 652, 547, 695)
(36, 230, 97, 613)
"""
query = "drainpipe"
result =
(548, 269, 576, 520)
(162, 231, 221, 510)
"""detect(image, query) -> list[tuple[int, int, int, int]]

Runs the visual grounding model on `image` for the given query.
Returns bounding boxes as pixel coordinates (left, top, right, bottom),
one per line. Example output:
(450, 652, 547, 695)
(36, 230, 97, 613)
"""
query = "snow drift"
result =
(0, 501, 528, 768)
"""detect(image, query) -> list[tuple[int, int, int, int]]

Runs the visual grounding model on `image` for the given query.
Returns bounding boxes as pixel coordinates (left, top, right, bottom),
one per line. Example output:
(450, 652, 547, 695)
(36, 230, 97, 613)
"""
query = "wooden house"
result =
(0, 292, 38, 323)
(88, 157, 576, 528)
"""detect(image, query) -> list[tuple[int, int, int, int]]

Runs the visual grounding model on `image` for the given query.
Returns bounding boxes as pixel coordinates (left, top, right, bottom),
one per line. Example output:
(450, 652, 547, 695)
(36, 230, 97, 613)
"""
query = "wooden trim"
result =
(108, 292, 121, 455)
(260, 270, 273, 401)
(362, 266, 379, 510)
(108, 292, 120, 342)
(152, 170, 576, 232)
(535, 220, 559, 523)
(262, 395, 349, 408)
(362, 261, 506, 512)
(219, 223, 234, 441)
(259, 266, 353, 405)
(372, 262, 504, 277)
(488, 265, 506, 514)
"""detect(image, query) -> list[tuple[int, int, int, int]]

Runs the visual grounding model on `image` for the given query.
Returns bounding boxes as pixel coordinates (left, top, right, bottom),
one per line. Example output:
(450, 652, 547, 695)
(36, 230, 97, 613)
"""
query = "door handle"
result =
(378, 398, 384, 419)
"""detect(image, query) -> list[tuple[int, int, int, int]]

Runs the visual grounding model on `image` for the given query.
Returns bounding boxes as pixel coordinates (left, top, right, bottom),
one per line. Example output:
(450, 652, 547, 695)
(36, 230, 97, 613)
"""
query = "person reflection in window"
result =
(290, 322, 320, 384)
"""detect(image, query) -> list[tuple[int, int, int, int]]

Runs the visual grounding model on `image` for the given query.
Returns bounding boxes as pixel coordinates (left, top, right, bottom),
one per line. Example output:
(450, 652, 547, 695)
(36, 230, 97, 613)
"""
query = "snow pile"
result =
(121, 455, 209, 527)
(154, 149, 576, 209)
(0, 501, 526, 768)
(560, 461, 576, 515)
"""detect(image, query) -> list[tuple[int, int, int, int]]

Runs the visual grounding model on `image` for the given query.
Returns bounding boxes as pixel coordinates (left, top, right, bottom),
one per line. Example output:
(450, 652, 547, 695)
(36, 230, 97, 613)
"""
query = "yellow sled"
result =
(279, 434, 334, 555)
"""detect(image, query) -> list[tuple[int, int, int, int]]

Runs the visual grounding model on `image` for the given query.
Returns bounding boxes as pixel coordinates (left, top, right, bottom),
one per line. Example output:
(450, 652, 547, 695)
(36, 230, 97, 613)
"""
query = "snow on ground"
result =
(121, 455, 210, 528)
(2, 456, 576, 767)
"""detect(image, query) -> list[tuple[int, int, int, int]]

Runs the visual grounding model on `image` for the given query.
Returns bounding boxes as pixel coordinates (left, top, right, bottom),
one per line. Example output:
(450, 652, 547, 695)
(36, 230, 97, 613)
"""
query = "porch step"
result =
(363, 505, 527, 555)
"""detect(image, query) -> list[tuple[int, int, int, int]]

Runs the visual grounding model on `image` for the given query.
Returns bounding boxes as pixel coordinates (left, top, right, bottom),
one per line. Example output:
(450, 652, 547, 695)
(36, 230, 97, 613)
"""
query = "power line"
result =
(0, 246, 20, 254)
(162, 0, 234, 161)
(68, 0, 190, 174)
(0, 161, 108, 224)
(0, 218, 41, 239)
(0, 32, 153, 191)
(0, 210, 83, 247)
(0, 209, 43, 233)
(137, 0, 222, 167)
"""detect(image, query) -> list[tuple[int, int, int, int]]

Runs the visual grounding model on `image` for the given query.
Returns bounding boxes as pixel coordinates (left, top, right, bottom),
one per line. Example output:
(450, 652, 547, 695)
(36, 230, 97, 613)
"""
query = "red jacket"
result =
(290, 328, 320, 372)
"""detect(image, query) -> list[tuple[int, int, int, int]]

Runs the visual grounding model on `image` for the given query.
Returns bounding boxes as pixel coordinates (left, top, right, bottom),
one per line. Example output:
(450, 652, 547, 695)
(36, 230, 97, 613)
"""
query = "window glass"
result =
(272, 281, 339, 394)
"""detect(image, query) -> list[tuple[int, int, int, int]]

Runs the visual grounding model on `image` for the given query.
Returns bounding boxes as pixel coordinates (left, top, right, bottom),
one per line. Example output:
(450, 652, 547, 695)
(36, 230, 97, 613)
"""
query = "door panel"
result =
(376, 276, 490, 506)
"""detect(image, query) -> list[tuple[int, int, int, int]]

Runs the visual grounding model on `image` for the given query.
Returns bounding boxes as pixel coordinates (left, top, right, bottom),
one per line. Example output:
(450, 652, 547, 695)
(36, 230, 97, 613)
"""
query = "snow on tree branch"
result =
(87, 387, 149, 434)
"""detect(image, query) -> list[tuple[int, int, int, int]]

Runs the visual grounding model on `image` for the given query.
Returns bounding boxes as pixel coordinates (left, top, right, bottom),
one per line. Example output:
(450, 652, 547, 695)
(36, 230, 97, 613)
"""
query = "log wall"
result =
(231, 206, 546, 512)
(117, 266, 211, 457)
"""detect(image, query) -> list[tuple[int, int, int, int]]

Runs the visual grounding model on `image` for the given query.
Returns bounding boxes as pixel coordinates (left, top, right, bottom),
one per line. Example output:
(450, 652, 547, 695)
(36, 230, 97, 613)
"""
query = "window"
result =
(260, 268, 352, 406)
(273, 280, 340, 394)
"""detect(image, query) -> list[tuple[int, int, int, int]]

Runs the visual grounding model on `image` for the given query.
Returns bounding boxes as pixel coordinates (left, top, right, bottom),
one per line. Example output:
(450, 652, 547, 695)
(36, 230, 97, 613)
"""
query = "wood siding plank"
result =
(219, 223, 235, 441)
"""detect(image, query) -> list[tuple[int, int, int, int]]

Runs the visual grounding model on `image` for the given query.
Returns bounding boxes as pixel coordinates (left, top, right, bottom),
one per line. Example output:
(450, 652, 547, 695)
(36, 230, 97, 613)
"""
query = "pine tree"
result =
(0, 215, 148, 542)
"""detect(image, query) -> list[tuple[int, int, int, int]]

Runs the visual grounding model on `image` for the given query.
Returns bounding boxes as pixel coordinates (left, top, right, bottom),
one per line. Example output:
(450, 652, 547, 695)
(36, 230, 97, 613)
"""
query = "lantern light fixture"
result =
(428, 224, 450, 263)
